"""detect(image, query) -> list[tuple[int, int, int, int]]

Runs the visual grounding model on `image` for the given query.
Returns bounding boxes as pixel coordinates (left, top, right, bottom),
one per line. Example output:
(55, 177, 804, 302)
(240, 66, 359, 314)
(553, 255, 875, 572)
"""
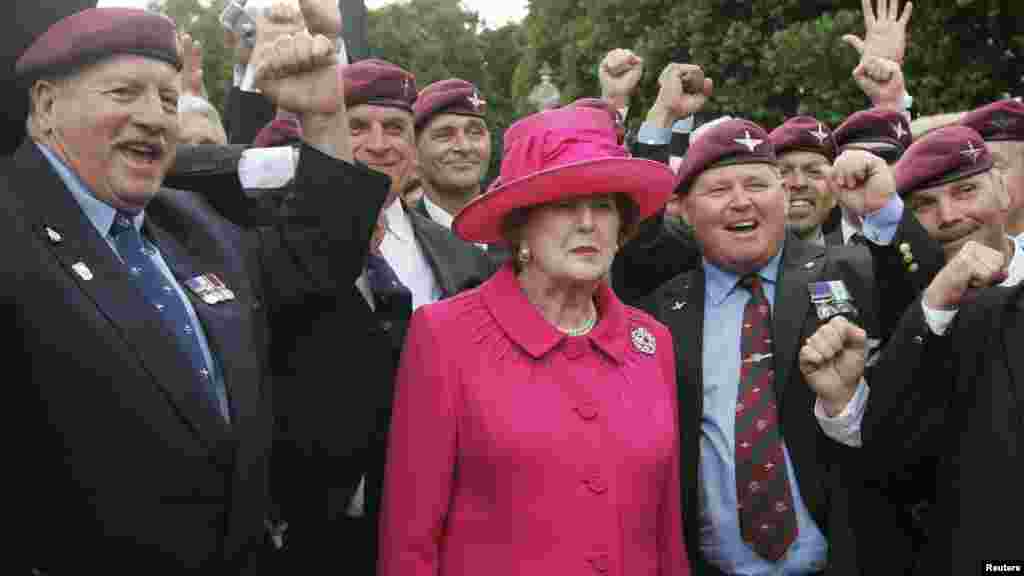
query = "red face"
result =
(349, 104, 417, 206)
(37, 55, 180, 213)
(417, 113, 491, 195)
(682, 162, 787, 275)
(778, 150, 835, 240)
(987, 140, 1024, 234)
(906, 171, 1010, 260)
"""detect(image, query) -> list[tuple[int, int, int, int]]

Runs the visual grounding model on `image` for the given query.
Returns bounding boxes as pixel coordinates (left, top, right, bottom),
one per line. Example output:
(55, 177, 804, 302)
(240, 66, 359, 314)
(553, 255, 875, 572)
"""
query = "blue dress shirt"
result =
(699, 247, 828, 575)
(37, 143, 228, 418)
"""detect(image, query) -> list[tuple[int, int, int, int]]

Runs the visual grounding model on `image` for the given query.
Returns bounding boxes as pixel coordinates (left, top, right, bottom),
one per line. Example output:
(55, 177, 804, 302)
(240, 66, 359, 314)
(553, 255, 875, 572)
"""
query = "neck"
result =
(1001, 234, 1015, 260)
(517, 268, 599, 334)
(422, 180, 480, 216)
(792, 224, 822, 242)
(1008, 208, 1024, 238)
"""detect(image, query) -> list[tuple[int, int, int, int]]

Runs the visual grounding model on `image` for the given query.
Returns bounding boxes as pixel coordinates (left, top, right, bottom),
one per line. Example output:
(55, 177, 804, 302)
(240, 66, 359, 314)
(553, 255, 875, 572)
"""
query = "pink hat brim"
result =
(453, 156, 675, 245)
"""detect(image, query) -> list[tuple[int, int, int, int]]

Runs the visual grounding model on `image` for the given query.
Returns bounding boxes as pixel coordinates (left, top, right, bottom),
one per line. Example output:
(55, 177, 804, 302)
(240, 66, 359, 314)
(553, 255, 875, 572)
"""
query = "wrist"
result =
(821, 391, 855, 418)
(923, 287, 958, 311)
(646, 105, 679, 130)
(602, 92, 630, 111)
(299, 112, 351, 163)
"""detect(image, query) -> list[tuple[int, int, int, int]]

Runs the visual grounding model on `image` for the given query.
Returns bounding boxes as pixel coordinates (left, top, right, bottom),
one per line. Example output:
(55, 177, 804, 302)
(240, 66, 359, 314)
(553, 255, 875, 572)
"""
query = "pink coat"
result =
(379, 265, 689, 576)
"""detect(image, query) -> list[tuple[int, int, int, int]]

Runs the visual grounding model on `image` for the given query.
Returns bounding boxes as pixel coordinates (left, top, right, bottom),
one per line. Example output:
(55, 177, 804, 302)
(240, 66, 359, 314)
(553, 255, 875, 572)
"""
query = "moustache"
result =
(932, 221, 981, 245)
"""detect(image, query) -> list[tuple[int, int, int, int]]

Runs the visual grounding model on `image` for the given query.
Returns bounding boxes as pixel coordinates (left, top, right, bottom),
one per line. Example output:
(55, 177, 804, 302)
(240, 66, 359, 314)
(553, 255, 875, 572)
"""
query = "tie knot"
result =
(110, 211, 137, 237)
(739, 274, 763, 294)
(849, 233, 868, 246)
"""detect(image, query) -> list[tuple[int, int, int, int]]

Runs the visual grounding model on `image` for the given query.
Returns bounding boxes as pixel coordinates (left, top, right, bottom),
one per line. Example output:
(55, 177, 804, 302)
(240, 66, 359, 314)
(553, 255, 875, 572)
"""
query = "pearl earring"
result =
(517, 246, 532, 264)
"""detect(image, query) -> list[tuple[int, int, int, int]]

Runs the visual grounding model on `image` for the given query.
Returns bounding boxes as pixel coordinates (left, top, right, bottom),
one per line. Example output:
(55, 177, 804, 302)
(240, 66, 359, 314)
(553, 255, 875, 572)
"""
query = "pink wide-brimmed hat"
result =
(452, 105, 675, 244)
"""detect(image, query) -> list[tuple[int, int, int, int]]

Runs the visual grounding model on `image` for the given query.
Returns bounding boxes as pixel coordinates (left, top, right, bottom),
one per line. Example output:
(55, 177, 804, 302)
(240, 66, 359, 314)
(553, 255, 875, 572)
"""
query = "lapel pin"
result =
(631, 326, 657, 355)
(44, 226, 63, 244)
(804, 261, 816, 270)
(72, 262, 93, 281)
(671, 301, 686, 310)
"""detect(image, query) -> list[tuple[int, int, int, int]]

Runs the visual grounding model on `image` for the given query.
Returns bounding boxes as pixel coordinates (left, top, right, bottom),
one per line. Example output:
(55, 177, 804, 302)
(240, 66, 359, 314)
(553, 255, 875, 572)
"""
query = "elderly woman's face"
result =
(520, 194, 621, 283)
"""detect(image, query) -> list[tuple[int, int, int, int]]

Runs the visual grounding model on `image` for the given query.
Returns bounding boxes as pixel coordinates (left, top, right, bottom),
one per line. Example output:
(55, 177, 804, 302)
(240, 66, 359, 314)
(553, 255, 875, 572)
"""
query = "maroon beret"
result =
(341, 58, 417, 113)
(834, 107, 912, 156)
(769, 116, 836, 161)
(960, 99, 1024, 142)
(15, 8, 180, 83)
(413, 78, 486, 130)
(253, 118, 303, 148)
(894, 126, 993, 198)
(675, 118, 776, 195)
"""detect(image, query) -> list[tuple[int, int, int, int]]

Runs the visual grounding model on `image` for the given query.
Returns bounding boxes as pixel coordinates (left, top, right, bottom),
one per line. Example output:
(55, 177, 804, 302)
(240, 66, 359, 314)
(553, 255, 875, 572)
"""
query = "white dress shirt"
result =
(379, 199, 442, 310)
(422, 195, 455, 229)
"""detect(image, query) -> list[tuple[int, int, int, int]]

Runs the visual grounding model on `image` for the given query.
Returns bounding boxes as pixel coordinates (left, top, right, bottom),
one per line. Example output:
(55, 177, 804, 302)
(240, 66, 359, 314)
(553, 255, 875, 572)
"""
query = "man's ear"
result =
(991, 170, 1011, 212)
(678, 192, 695, 226)
(29, 79, 63, 135)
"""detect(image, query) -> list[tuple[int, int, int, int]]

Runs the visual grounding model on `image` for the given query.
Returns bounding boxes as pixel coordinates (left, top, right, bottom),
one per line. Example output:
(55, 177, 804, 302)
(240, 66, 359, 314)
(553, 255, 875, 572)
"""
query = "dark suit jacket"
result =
(168, 144, 493, 573)
(3, 140, 385, 574)
(642, 236, 876, 576)
(412, 196, 511, 267)
(863, 286, 1023, 574)
(406, 206, 498, 297)
(224, 86, 277, 146)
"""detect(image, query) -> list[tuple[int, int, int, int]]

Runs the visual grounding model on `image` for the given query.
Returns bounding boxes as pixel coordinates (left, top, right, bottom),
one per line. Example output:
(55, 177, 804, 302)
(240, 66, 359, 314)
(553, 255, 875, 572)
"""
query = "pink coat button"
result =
(585, 475, 608, 494)
(575, 402, 599, 421)
(587, 554, 610, 573)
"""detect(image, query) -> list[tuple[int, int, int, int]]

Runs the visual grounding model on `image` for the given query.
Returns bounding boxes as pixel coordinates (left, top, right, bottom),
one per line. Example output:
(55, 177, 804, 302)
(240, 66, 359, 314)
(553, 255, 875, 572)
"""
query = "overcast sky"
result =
(365, 0, 526, 28)
(98, 0, 527, 28)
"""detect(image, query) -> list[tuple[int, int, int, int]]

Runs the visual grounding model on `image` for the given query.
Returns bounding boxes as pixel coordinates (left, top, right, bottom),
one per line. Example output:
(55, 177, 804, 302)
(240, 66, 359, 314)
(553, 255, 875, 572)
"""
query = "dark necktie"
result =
(366, 253, 412, 306)
(110, 212, 229, 421)
(735, 274, 797, 561)
(849, 232, 868, 247)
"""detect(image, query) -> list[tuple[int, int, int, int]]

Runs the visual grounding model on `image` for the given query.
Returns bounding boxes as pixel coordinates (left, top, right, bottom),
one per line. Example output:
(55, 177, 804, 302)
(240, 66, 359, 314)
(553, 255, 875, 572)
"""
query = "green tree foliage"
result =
(367, 0, 525, 182)
(519, 0, 1022, 130)
(149, 0, 235, 116)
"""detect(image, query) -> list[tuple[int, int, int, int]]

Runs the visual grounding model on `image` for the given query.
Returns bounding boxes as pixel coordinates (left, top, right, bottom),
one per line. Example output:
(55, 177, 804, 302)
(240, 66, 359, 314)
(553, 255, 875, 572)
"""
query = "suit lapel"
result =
(772, 237, 826, 413)
(824, 227, 844, 247)
(146, 222, 258, 437)
(1005, 290, 1023, 432)
(17, 143, 230, 449)
(408, 210, 459, 297)
(656, 270, 704, 548)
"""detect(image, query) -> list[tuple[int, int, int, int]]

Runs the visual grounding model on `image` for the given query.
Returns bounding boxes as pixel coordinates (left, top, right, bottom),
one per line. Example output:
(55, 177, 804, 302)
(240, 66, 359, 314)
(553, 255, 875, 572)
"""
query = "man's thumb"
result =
(842, 35, 865, 55)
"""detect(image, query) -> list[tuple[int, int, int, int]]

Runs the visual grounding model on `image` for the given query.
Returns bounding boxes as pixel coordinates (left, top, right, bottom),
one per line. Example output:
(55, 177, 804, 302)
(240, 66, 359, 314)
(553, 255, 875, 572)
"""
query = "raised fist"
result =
(647, 63, 713, 128)
(829, 148, 896, 218)
(253, 30, 341, 115)
(853, 55, 905, 110)
(599, 48, 644, 108)
(923, 240, 1008, 310)
(799, 316, 868, 417)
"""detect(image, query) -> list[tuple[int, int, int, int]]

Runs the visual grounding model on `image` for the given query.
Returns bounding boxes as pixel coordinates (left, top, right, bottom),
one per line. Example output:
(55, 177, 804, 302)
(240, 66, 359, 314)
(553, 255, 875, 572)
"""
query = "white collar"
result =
(422, 194, 455, 229)
(840, 213, 862, 243)
(1003, 234, 1024, 287)
(383, 198, 413, 243)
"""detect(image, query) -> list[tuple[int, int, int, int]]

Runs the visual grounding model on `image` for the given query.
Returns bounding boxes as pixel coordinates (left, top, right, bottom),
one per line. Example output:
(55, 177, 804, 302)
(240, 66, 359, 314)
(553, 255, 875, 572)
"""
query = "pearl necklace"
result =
(559, 308, 597, 337)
